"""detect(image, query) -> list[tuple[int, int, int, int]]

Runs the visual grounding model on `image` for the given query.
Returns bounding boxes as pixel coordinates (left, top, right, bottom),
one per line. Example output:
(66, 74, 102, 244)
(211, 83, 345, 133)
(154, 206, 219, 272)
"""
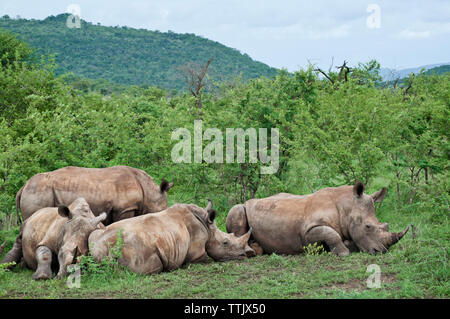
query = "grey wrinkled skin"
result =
(89, 202, 254, 275)
(17, 166, 173, 224)
(226, 182, 410, 257)
(5, 166, 173, 268)
(1, 198, 106, 280)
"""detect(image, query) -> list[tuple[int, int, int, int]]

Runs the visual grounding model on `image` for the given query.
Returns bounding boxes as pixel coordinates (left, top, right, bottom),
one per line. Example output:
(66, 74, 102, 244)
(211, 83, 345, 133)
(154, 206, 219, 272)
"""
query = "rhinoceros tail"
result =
(15, 185, 24, 225)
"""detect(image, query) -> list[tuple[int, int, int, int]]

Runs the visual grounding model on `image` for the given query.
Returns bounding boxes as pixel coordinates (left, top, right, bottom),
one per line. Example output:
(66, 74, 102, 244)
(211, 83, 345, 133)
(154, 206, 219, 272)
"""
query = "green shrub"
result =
(303, 242, 326, 256)
(79, 228, 125, 278)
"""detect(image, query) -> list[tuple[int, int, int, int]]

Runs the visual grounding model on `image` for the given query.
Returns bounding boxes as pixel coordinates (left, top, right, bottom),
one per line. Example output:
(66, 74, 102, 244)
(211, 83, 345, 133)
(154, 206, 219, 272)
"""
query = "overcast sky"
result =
(1, 0, 449, 71)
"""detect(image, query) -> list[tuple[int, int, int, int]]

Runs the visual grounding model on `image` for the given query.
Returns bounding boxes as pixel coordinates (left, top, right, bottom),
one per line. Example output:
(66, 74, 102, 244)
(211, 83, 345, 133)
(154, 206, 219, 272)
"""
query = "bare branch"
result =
(403, 74, 414, 95)
(314, 68, 334, 84)
(177, 58, 214, 110)
(336, 60, 352, 82)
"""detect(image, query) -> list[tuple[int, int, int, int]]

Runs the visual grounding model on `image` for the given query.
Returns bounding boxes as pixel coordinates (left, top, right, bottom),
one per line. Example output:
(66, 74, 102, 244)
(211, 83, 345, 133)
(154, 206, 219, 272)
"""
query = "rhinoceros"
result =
(16, 165, 173, 223)
(1, 198, 106, 279)
(88, 201, 254, 275)
(226, 182, 410, 256)
(3, 166, 173, 266)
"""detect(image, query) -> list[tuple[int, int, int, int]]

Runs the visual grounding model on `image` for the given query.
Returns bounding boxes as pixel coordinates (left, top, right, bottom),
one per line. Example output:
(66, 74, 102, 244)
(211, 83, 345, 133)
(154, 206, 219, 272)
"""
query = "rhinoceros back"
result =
(19, 166, 147, 222)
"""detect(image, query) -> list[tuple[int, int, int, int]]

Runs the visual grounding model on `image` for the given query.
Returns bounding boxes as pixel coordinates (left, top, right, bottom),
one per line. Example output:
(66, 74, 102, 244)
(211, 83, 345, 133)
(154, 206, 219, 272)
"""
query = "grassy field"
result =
(0, 200, 448, 299)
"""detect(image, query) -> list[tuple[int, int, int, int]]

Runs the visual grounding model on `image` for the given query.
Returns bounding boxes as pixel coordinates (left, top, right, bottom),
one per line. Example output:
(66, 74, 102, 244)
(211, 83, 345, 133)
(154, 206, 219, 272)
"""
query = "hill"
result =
(381, 64, 450, 88)
(425, 64, 450, 75)
(0, 14, 278, 90)
(380, 62, 450, 81)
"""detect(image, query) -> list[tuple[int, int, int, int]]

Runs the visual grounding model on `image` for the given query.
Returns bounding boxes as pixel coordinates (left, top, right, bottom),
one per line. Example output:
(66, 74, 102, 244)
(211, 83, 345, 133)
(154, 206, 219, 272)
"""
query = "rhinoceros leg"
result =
(129, 252, 164, 275)
(32, 246, 53, 280)
(305, 226, 350, 257)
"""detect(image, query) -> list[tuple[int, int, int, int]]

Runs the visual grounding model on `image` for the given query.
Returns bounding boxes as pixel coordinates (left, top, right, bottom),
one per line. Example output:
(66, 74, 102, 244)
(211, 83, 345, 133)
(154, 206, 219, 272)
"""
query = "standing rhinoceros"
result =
(226, 182, 410, 256)
(16, 165, 173, 223)
(88, 201, 254, 275)
(1, 197, 106, 279)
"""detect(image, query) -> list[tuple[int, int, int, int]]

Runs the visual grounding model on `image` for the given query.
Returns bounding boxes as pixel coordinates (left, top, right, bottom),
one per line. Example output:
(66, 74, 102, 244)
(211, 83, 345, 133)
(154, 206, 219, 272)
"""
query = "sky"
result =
(1, 0, 449, 71)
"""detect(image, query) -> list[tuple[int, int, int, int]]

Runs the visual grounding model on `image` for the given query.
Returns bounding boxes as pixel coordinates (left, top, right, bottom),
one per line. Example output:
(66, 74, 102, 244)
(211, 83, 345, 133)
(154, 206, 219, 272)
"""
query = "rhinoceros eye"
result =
(365, 224, 372, 230)
(223, 240, 229, 246)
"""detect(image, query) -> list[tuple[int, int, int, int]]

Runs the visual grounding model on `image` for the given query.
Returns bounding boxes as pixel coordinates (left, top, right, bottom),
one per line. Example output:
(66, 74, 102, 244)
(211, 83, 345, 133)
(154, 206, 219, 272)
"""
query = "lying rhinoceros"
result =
(1, 198, 106, 279)
(226, 182, 410, 256)
(5, 166, 173, 265)
(88, 201, 254, 274)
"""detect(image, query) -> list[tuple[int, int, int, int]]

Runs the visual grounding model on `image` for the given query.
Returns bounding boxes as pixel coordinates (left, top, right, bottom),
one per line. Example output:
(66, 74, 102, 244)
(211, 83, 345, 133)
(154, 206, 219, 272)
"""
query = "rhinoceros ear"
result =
(58, 206, 72, 219)
(160, 179, 174, 193)
(353, 181, 365, 198)
(205, 199, 213, 212)
(207, 209, 217, 224)
(371, 187, 387, 203)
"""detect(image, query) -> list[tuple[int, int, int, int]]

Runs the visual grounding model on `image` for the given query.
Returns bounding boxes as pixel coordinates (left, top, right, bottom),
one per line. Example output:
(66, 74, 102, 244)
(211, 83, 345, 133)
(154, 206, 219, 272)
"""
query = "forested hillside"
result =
(0, 14, 278, 90)
(426, 64, 450, 75)
(380, 63, 450, 81)
(381, 64, 450, 89)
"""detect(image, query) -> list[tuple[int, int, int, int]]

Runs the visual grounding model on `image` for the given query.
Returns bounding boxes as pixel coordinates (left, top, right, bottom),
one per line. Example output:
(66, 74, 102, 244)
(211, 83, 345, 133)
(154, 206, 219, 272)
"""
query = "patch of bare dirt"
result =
(324, 273, 398, 292)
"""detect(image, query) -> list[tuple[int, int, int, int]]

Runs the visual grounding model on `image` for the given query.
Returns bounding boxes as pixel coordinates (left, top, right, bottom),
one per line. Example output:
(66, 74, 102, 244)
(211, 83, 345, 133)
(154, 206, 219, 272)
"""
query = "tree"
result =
(178, 58, 213, 111)
(0, 28, 33, 69)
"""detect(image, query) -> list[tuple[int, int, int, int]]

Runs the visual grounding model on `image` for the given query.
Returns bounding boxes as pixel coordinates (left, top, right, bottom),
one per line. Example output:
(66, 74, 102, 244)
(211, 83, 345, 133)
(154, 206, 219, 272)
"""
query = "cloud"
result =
(1, 0, 449, 71)
(396, 29, 431, 39)
(259, 23, 351, 40)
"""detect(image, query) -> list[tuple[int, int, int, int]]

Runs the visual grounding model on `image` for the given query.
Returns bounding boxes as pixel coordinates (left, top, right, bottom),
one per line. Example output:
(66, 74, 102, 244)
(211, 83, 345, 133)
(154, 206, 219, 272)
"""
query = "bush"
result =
(303, 242, 326, 256)
(79, 229, 125, 279)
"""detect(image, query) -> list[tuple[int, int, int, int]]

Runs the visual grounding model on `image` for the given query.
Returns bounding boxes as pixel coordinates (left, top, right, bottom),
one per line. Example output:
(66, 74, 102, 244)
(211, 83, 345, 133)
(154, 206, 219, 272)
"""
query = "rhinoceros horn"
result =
(239, 227, 253, 245)
(91, 213, 107, 228)
(387, 225, 410, 247)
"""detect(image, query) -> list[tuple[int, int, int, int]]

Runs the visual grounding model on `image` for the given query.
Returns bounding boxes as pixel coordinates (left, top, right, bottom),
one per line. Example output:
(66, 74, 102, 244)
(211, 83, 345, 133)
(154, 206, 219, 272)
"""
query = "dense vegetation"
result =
(426, 64, 450, 76)
(0, 29, 448, 298)
(0, 14, 278, 90)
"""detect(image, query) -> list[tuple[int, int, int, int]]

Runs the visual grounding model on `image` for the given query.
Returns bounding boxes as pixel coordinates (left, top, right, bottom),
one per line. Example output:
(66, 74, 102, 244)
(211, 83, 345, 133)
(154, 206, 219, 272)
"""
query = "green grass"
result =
(0, 201, 448, 299)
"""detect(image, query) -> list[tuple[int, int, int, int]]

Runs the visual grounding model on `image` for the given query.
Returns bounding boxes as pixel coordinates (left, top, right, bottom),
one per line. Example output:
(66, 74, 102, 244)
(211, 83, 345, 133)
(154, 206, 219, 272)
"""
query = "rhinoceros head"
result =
(347, 181, 409, 254)
(203, 201, 254, 261)
(56, 198, 106, 277)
